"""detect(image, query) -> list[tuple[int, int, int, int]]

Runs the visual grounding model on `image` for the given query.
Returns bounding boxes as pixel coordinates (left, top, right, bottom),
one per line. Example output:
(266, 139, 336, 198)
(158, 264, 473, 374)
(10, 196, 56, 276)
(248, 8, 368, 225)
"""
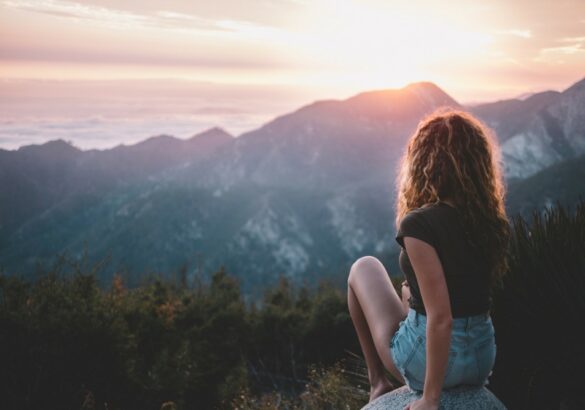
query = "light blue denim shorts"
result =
(390, 308, 496, 392)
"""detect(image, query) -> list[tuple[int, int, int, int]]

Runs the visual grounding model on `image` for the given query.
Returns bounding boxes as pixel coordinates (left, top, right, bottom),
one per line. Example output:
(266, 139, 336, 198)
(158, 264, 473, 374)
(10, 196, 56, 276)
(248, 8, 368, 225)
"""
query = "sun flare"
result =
(288, 1, 494, 90)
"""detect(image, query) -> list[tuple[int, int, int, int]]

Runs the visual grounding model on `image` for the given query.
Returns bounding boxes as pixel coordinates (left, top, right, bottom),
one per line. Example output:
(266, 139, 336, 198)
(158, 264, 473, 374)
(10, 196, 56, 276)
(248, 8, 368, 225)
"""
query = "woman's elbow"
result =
(427, 312, 452, 330)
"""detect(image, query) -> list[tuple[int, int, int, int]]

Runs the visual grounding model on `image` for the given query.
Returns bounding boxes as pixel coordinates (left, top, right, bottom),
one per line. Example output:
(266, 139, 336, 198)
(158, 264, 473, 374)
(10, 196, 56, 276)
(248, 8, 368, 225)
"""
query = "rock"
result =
(362, 385, 507, 410)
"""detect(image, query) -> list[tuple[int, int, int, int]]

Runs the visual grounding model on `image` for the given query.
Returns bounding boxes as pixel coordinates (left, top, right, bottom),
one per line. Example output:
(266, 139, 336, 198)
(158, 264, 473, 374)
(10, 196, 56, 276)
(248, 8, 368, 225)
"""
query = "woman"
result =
(347, 108, 511, 410)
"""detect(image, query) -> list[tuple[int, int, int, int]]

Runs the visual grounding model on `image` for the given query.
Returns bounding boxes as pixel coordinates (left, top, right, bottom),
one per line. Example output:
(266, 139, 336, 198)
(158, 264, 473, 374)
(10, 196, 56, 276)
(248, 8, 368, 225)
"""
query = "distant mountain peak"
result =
(523, 90, 561, 104)
(46, 138, 73, 145)
(21, 138, 72, 148)
(18, 138, 81, 154)
(345, 81, 460, 114)
(404, 81, 443, 92)
(563, 76, 585, 94)
(189, 126, 233, 141)
(128, 134, 180, 150)
(140, 134, 177, 143)
(403, 81, 461, 104)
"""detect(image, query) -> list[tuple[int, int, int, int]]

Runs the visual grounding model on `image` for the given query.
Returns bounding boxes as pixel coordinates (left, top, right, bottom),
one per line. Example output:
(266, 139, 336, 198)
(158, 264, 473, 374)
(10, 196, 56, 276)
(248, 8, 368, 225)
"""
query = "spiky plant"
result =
(490, 198, 585, 410)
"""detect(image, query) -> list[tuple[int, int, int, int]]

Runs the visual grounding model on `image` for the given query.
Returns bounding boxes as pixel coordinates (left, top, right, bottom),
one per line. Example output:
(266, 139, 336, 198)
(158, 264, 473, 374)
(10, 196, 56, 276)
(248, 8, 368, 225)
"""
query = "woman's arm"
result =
(403, 236, 453, 409)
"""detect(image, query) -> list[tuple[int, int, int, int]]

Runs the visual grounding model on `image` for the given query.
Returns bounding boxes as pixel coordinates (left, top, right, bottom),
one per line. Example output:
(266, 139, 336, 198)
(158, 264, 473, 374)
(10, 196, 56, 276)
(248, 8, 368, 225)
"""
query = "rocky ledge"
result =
(362, 385, 506, 410)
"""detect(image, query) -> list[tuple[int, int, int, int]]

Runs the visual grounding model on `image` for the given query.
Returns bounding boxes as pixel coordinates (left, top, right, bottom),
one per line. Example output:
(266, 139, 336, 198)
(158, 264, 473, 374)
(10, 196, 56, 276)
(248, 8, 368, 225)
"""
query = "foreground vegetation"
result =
(0, 259, 376, 409)
(1, 198, 584, 409)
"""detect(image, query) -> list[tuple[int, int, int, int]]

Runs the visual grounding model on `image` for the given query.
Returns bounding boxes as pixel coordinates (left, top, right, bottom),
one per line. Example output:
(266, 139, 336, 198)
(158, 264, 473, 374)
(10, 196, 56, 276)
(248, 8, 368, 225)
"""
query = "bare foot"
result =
(369, 379, 394, 402)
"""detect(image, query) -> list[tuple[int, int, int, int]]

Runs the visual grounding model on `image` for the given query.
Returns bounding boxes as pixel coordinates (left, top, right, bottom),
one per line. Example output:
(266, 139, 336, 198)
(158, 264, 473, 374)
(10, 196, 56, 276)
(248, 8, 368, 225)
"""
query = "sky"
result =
(1, 0, 584, 149)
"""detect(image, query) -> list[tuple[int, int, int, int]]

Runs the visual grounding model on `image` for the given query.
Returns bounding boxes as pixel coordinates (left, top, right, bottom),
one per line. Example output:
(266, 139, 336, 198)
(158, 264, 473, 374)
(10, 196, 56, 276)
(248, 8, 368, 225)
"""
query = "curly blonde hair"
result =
(394, 107, 511, 290)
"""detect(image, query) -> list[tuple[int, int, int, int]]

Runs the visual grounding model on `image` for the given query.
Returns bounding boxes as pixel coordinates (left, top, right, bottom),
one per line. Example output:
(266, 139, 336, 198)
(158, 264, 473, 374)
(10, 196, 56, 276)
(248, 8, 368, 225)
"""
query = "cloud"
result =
(0, 78, 317, 150)
(2, 0, 148, 28)
(559, 36, 585, 43)
(540, 44, 584, 55)
(0, 0, 300, 69)
(0, 115, 249, 150)
(533, 36, 585, 62)
(495, 29, 532, 38)
(0, 46, 290, 69)
(0, 0, 301, 73)
(1, 0, 275, 35)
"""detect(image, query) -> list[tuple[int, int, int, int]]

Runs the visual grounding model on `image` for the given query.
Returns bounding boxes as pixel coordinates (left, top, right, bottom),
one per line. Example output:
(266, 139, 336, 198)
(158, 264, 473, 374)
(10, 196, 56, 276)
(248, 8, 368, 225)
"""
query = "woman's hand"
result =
(400, 280, 411, 309)
(403, 397, 439, 410)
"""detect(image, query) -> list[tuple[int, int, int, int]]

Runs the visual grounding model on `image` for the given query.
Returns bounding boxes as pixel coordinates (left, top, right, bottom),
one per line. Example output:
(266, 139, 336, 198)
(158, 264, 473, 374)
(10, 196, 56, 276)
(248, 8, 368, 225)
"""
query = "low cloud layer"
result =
(0, 79, 321, 150)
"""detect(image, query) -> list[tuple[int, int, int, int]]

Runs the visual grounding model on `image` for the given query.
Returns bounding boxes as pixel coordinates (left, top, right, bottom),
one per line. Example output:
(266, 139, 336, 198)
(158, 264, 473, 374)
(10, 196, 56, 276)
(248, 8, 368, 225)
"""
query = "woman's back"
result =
(395, 201, 491, 318)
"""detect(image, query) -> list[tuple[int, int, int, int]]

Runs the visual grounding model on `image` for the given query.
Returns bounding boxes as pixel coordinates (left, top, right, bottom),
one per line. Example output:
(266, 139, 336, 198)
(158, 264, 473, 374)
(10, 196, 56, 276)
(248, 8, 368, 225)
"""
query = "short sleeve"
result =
(395, 211, 437, 249)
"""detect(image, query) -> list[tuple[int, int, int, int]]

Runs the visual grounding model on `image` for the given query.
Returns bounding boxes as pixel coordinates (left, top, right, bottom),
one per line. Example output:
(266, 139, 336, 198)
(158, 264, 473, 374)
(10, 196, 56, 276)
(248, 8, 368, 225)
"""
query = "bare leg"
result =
(348, 285, 395, 401)
(347, 256, 407, 402)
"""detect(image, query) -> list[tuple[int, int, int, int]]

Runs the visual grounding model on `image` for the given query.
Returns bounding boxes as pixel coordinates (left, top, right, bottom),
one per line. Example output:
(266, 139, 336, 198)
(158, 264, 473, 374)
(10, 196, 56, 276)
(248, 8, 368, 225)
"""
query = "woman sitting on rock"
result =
(347, 108, 511, 410)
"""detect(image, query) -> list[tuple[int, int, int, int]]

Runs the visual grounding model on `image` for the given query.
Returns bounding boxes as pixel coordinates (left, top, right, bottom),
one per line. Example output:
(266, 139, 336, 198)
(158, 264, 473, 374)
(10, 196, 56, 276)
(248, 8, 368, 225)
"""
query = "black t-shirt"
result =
(395, 201, 491, 318)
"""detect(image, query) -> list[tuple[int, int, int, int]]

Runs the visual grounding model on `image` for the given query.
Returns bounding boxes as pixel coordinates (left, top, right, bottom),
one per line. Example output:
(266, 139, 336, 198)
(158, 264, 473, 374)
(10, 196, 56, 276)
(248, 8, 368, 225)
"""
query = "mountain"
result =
(0, 139, 84, 234)
(506, 151, 585, 220)
(0, 82, 461, 294)
(0, 127, 233, 235)
(470, 76, 585, 179)
(470, 91, 561, 143)
(183, 81, 461, 192)
(78, 126, 233, 188)
(1, 78, 584, 298)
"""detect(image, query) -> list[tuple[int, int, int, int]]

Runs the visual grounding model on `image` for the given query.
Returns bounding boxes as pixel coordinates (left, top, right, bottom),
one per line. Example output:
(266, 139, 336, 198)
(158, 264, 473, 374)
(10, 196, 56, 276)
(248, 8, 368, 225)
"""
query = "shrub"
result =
(490, 199, 585, 410)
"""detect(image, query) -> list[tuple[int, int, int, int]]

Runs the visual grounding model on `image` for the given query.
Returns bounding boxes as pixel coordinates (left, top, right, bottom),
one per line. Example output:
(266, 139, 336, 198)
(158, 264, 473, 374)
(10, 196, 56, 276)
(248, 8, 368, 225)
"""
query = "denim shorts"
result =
(390, 308, 496, 392)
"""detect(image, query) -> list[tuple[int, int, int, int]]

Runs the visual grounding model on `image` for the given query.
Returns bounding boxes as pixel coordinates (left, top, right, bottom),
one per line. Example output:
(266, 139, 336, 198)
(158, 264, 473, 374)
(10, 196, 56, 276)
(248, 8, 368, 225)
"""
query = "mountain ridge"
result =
(5, 126, 234, 153)
(1, 76, 584, 297)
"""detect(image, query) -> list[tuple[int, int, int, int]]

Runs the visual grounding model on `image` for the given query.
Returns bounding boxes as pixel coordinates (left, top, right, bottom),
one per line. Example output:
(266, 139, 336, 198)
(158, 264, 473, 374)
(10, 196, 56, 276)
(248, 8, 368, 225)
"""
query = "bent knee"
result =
(348, 255, 383, 285)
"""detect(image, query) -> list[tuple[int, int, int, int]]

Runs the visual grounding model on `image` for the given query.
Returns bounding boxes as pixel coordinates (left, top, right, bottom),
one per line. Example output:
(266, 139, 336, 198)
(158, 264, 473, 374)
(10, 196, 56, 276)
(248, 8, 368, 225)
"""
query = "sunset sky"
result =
(1, 0, 584, 149)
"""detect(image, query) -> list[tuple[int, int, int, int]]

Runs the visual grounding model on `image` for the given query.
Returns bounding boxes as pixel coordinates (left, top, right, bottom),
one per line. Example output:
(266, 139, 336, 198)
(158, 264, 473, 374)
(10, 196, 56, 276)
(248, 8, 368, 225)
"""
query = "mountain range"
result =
(1, 77, 584, 297)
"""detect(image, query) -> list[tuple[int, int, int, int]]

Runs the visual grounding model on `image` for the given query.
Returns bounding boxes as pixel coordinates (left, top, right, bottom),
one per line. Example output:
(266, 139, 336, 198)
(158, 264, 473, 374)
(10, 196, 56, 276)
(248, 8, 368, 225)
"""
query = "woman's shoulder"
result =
(399, 202, 457, 232)
(400, 203, 439, 224)
(399, 202, 457, 238)
(417, 201, 457, 218)
(396, 206, 440, 249)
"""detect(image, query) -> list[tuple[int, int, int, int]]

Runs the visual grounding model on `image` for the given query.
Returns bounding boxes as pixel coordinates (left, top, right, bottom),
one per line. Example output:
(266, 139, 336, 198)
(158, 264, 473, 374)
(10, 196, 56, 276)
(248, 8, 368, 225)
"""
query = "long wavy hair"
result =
(394, 107, 511, 290)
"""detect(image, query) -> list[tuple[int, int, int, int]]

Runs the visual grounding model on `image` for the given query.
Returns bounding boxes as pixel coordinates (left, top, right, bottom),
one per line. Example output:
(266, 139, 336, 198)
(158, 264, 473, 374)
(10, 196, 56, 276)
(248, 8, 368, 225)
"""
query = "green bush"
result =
(0, 263, 360, 409)
(490, 199, 585, 410)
